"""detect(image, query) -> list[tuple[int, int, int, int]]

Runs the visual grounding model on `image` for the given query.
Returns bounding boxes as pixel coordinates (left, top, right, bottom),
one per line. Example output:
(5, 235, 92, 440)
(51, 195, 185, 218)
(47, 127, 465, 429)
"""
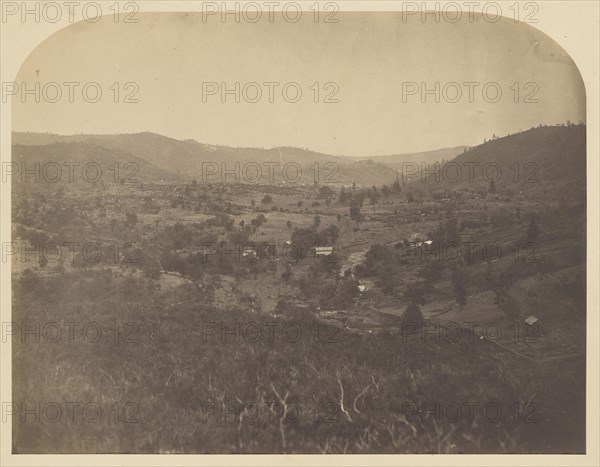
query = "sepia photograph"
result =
(1, 1, 598, 464)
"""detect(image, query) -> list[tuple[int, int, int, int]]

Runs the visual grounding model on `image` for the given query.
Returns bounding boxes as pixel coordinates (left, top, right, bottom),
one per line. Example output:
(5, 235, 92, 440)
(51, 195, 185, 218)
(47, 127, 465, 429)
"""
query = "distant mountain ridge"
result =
(12, 132, 435, 186)
(366, 146, 469, 170)
(11, 126, 584, 190)
(11, 140, 182, 185)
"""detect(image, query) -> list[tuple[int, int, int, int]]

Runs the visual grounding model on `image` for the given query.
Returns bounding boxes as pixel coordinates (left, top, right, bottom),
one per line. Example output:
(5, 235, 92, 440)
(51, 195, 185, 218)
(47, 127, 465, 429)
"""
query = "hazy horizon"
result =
(13, 12, 585, 156)
(10, 120, 579, 159)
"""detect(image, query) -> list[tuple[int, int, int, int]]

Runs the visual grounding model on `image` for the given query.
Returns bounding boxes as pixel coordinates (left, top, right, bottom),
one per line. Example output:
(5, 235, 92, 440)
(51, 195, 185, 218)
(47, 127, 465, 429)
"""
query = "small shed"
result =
(242, 246, 258, 259)
(314, 246, 334, 257)
(524, 315, 539, 326)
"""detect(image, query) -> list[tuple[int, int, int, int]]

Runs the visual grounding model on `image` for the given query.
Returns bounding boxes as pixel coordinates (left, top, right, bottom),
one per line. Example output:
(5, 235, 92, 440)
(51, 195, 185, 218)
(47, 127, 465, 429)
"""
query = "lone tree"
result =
(319, 186, 334, 203)
(281, 263, 293, 282)
(527, 218, 539, 241)
(125, 211, 138, 228)
(261, 194, 273, 204)
(274, 297, 290, 314)
(249, 215, 267, 233)
(420, 262, 443, 288)
(393, 175, 401, 193)
(349, 201, 363, 228)
(400, 303, 425, 333)
(451, 266, 467, 307)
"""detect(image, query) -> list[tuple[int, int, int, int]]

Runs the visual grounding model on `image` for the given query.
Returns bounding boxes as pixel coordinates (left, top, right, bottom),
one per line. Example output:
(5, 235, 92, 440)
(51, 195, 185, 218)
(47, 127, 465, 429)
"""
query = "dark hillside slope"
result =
(416, 124, 586, 198)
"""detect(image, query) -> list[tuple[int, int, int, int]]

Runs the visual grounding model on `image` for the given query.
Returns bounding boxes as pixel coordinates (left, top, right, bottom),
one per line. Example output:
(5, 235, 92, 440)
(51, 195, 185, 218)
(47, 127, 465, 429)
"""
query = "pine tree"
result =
(452, 266, 467, 307)
(527, 219, 539, 241)
(400, 303, 425, 332)
(393, 174, 401, 192)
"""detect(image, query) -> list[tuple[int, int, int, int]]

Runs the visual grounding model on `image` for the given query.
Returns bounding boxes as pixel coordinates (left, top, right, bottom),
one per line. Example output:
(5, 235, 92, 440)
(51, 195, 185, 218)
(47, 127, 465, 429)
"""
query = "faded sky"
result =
(13, 12, 585, 156)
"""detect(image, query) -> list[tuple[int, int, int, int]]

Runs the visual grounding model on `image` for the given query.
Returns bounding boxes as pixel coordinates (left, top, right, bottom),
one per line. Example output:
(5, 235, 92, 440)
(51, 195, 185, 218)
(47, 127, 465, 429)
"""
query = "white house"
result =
(242, 246, 258, 259)
(314, 246, 334, 257)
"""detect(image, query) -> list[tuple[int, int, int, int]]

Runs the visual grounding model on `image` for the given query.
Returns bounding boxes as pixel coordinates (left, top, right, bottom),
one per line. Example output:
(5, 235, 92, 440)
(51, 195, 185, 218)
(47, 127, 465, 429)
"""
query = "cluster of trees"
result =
(338, 185, 390, 206)
(429, 218, 460, 246)
(289, 220, 340, 260)
(237, 214, 267, 235)
(357, 243, 408, 298)
(298, 259, 360, 308)
(142, 196, 161, 214)
(160, 241, 278, 280)
(157, 221, 221, 251)
(156, 211, 277, 279)
(317, 186, 335, 205)
(349, 199, 363, 228)
(358, 232, 469, 308)
(171, 188, 238, 214)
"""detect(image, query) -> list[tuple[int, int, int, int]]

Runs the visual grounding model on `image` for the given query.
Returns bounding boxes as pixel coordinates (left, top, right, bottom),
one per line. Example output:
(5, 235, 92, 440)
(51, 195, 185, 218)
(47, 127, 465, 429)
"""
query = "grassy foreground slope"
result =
(13, 268, 584, 454)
